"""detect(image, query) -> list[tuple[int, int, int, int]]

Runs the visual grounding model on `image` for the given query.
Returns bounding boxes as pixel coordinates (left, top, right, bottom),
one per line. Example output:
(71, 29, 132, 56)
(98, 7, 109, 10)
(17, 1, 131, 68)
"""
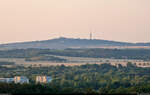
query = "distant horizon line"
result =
(0, 36, 150, 45)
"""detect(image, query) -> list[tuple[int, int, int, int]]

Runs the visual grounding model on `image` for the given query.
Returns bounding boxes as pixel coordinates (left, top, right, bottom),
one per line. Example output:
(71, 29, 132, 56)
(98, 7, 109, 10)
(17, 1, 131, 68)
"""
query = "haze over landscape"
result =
(1, 1, 150, 94)
(0, 0, 150, 43)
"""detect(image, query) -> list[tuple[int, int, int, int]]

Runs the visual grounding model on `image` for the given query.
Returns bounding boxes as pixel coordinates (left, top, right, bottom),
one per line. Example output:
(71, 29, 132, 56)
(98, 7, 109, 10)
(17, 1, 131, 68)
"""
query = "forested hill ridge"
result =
(1, 37, 150, 49)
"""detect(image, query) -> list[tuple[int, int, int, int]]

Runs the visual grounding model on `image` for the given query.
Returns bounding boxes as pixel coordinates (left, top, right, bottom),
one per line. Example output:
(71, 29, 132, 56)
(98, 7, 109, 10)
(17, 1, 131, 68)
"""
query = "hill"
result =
(0, 37, 150, 49)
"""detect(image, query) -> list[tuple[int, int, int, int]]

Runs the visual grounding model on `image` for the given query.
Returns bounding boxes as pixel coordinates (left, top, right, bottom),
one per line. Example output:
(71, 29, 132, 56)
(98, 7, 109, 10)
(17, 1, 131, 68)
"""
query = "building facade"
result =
(36, 76, 52, 83)
(14, 76, 29, 84)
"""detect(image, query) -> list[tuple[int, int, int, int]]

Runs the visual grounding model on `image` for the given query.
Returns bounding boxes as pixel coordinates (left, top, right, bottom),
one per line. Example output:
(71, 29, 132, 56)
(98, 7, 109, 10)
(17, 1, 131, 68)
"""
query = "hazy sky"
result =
(0, 0, 150, 43)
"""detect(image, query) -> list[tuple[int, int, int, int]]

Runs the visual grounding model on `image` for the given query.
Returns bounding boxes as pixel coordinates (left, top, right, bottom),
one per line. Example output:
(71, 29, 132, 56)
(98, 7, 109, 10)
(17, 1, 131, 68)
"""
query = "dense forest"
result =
(0, 63, 150, 94)
(1, 48, 150, 60)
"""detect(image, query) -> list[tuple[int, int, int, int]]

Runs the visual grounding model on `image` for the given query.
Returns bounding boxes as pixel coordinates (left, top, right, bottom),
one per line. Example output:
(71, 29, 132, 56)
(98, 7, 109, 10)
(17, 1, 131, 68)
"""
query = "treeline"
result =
(0, 63, 150, 94)
(1, 48, 150, 60)
(43, 48, 150, 60)
(25, 55, 67, 62)
(0, 61, 15, 65)
(0, 49, 43, 58)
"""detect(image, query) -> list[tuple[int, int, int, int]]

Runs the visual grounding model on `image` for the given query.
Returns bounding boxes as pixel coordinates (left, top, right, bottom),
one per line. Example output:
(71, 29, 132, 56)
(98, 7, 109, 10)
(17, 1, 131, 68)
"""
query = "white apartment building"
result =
(0, 78, 14, 83)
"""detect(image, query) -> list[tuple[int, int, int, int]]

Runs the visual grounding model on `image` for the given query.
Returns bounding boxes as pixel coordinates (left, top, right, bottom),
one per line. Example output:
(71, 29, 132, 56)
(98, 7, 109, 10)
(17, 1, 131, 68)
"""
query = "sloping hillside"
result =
(0, 37, 150, 49)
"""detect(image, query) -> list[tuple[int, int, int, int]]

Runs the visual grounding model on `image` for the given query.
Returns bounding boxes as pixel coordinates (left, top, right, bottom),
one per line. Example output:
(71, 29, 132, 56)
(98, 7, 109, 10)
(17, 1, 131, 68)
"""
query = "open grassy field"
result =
(0, 56, 150, 67)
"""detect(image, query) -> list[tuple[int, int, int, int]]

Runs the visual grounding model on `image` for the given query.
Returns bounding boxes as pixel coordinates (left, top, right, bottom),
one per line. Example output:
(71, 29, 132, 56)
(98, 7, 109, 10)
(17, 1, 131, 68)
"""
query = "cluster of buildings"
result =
(0, 76, 52, 84)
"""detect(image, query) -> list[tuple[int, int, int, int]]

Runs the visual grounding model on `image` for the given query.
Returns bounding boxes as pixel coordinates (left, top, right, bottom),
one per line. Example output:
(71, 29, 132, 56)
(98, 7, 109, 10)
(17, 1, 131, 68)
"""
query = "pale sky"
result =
(0, 0, 150, 43)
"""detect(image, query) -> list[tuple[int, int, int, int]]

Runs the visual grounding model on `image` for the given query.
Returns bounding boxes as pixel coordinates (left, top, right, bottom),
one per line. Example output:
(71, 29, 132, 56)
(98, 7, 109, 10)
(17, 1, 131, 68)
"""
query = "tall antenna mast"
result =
(90, 32, 92, 40)
(90, 29, 92, 40)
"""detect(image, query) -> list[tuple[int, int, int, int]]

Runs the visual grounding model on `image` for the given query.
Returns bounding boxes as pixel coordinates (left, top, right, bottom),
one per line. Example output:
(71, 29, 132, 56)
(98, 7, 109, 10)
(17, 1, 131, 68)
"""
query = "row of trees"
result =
(25, 55, 67, 62)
